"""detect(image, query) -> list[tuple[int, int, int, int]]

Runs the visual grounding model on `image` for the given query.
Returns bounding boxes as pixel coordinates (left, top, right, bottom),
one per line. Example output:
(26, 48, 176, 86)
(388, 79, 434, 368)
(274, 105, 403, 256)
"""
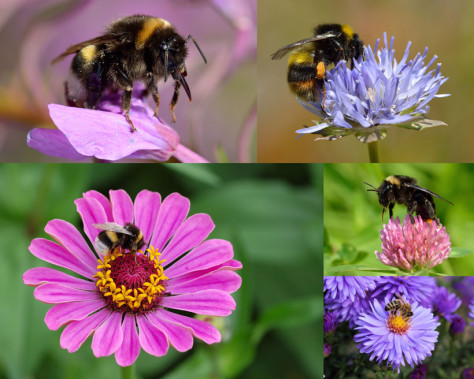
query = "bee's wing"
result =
(51, 34, 117, 64)
(270, 32, 340, 60)
(403, 183, 454, 206)
(93, 222, 133, 235)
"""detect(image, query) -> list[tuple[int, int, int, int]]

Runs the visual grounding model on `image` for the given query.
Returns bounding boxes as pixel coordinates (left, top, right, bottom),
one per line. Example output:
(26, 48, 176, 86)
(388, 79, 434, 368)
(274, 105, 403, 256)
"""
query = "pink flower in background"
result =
(23, 189, 242, 366)
(375, 215, 451, 272)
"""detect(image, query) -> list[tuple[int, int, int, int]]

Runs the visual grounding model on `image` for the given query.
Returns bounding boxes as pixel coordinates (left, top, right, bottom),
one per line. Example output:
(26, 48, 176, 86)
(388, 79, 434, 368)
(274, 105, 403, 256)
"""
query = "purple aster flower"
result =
(430, 285, 461, 321)
(452, 277, 474, 307)
(325, 293, 372, 328)
(375, 215, 451, 272)
(324, 276, 378, 302)
(449, 315, 465, 336)
(324, 309, 337, 334)
(324, 343, 332, 358)
(27, 92, 208, 163)
(409, 364, 428, 379)
(462, 368, 474, 379)
(469, 298, 474, 326)
(298, 33, 449, 142)
(23, 189, 242, 366)
(370, 276, 436, 308)
(354, 299, 439, 373)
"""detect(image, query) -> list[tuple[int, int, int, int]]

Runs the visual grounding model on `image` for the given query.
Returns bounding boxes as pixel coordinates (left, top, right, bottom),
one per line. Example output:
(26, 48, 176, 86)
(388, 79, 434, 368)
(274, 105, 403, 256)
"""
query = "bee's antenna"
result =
(363, 182, 378, 192)
(185, 35, 207, 64)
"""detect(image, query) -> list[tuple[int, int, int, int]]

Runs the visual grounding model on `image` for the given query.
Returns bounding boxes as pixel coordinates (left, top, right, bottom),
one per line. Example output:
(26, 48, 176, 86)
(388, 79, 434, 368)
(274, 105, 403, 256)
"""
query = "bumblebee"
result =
(52, 14, 207, 132)
(271, 24, 363, 104)
(93, 222, 145, 256)
(385, 294, 413, 320)
(364, 175, 453, 224)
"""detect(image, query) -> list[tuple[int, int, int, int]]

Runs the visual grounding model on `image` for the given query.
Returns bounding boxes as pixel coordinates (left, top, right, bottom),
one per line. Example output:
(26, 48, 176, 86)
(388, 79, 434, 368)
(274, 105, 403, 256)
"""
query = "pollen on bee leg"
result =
(316, 61, 326, 79)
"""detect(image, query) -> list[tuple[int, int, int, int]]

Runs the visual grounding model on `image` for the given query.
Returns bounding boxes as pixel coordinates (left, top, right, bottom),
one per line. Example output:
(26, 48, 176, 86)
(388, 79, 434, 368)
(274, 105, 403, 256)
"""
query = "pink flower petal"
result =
(158, 309, 221, 344)
(60, 308, 110, 353)
(115, 314, 141, 367)
(92, 311, 124, 357)
(44, 219, 97, 268)
(27, 128, 89, 161)
(165, 239, 233, 278)
(136, 315, 169, 357)
(168, 270, 242, 294)
(134, 190, 161, 245)
(23, 267, 95, 290)
(75, 197, 108, 245)
(147, 311, 194, 352)
(45, 299, 106, 330)
(162, 213, 215, 266)
(83, 190, 113, 221)
(161, 290, 235, 316)
(110, 189, 134, 225)
(29, 238, 95, 278)
(34, 283, 101, 303)
(150, 193, 190, 251)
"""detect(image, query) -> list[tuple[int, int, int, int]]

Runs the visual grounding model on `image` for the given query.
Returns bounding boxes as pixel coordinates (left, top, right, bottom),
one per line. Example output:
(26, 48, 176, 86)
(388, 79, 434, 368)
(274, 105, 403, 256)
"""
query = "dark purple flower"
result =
(324, 276, 378, 302)
(324, 310, 337, 334)
(449, 315, 465, 336)
(354, 299, 439, 373)
(462, 368, 474, 379)
(431, 285, 461, 321)
(298, 34, 449, 142)
(325, 294, 372, 328)
(409, 364, 428, 379)
(324, 343, 332, 358)
(370, 276, 436, 307)
(469, 298, 474, 327)
(452, 277, 474, 307)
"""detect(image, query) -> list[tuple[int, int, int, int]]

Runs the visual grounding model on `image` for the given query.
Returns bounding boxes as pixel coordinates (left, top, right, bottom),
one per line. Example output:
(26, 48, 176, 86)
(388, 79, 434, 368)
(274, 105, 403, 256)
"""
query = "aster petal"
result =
(45, 299, 106, 330)
(157, 309, 221, 344)
(23, 267, 95, 290)
(161, 290, 236, 316)
(115, 314, 140, 367)
(44, 219, 97, 268)
(83, 190, 113, 221)
(147, 311, 194, 352)
(29, 238, 95, 278)
(150, 192, 190, 251)
(162, 213, 215, 266)
(75, 197, 108, 245)
(136, 315, 169, 357)
(34, 283, 101, 303)
(92, 311, 124, 357)
(110, 189, 134, 225)
(133, 190, 161, 244)
(60, 308, 111, 352)
(165, 239, 233, 278)
(168, 270, 242, 294)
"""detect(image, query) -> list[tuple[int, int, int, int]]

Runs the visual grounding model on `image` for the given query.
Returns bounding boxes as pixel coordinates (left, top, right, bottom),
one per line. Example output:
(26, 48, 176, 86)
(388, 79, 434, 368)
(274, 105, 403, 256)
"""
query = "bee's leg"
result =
(170, 81, 181, 123)
(388, 202, 395, 219)
(424, 198, 438, 224)
(85, 71, 103, 109)
(145, 72, 160, 118)
(407, 201, 417, 223)
(113, 64, 136, 132)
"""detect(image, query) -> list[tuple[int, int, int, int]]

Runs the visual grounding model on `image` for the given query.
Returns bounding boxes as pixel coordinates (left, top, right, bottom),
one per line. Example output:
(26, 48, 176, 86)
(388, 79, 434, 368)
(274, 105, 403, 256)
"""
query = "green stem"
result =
(121, 365, 134, 379)
(368, 141, 380, 163)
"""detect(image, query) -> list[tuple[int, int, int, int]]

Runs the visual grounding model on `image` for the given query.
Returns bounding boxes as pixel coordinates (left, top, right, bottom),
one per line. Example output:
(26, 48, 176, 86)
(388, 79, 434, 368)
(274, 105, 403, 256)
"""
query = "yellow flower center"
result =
(93, 245, 167, 313)
(386, 311, 412, 335)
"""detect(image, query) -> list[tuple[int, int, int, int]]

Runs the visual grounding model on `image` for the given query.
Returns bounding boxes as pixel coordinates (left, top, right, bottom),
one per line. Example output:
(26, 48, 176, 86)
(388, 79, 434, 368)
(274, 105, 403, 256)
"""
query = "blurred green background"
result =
(258, 0, 474, 162)
(0, 163, 323, 379)
(324, 164, 474, 275)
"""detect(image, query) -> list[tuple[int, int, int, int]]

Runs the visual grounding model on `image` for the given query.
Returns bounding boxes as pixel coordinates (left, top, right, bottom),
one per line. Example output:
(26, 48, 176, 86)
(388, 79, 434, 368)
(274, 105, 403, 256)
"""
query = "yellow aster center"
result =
(93, 245, 167, 313)
(386, 311, 412, 335)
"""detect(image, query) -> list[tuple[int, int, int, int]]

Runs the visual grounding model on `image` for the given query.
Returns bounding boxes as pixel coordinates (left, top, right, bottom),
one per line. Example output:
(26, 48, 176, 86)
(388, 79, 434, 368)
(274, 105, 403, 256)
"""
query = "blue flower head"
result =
(298, 33, 449, 142)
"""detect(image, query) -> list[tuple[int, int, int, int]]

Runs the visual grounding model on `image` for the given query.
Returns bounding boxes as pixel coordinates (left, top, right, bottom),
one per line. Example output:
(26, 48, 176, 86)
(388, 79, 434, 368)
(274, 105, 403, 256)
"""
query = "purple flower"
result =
(449, 315, 465, 336)
(469, 298, 474, 326)
(370, 276, 436, 307)
(375, 215, 451, 272)
(409, 364, 428, 379)
(430, 285, 461, 321)
(298, 33, 449, 142)
(324, 343, 332, 358)
(452, 277, 474, 307)
(325, 293, 372, 328)
(324, 310, 337, 334)
(27, 93, 208, 163)
(354, 299, 439, 373)
(23, 189, 242, 366)
(462, 368, 474, 379)
(324, 276, 378, 302)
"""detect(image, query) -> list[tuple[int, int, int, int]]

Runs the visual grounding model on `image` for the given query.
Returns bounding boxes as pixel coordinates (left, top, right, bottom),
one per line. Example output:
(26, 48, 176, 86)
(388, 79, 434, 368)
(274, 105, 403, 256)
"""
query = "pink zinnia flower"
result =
(23, 189, 242, 366)
(375, 215, 451, 272)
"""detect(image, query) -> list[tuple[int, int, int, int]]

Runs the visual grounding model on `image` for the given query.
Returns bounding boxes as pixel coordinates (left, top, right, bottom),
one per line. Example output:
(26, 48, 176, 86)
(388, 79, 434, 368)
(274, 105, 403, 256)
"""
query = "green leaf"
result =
(165, 164, 222, 186)
(325, 264, 398, 275)
(448, 247, 473, 258)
